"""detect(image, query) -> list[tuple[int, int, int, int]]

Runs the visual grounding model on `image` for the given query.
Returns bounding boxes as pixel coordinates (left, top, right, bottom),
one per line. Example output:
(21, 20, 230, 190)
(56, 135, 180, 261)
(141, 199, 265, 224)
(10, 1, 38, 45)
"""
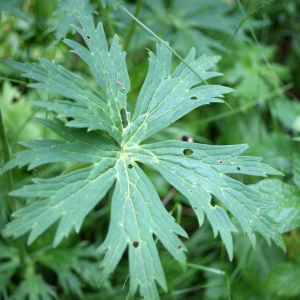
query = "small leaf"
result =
(264, 262, 300, 297)
(251, 178, 300, 233)
(293, 153, 300, 188)
(10, 263, 57, 300)
(38, 242, 101, 295)
(0, 0, 33, 22)
(50, 0, 95, 46)
(251, 132, 298, 176)
(140, 0, 262, 55)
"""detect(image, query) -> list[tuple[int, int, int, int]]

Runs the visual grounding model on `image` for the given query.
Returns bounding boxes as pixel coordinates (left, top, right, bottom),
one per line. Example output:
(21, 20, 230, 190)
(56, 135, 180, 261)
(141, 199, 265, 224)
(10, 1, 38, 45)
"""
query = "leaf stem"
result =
(0, 110, 17, 211)
(162, 186, 176, 206)
(123, 0, 143, 51)
(0, 109, 26, 273)
(187, 263, 231, 300)
(226, 0, 274, 52)
(113, 0, 208, 85)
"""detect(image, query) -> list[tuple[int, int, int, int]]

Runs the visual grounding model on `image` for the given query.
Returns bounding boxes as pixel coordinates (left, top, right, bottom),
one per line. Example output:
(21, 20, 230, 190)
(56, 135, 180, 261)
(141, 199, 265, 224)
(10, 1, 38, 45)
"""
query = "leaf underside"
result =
(1, 1, 285, 298)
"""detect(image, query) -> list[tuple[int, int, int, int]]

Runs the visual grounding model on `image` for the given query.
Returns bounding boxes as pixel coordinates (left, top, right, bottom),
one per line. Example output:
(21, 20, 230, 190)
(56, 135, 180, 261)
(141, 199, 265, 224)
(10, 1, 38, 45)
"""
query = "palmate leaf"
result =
(250, 154, 300, 233)
(1, 2, 285, 298)
(10, 263, 57, 300)
(38, 242, 102, 296)
(138, 0, 265, 56)
(251, 179, 300, 234)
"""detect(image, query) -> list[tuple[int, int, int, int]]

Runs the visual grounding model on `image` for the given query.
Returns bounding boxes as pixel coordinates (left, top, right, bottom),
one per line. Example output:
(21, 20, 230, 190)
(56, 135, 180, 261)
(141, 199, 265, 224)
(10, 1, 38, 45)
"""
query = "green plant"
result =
(0, 1, 288, 299)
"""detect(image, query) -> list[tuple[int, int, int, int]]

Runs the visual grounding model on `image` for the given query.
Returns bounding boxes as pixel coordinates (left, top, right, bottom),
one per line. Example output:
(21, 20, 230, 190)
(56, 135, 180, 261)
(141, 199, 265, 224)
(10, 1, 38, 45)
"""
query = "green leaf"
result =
(274, 97, 300, 130)
(50, 0, 95, 46)
(2, 58, 123, 144)
(98, 161, 187, 298)
(251, 132, 298, 176)
(293, 153, 300, 188)
(264, 262, 300, 297)
(38, 242, 101, 296)
(0, 0, 33, 22)
(0, 242, 19, 295)
(129, 141, 284, 258)
(226, 44, 290, 103)
(3, 167, 117, 247)
(2, 2, 286, 298)
(1, 118, 120, 172)
(251, 178, 300, 233)
(137, 0, 264, 56)
(123, 44, 232, 146)
(10, 263, 57, 300)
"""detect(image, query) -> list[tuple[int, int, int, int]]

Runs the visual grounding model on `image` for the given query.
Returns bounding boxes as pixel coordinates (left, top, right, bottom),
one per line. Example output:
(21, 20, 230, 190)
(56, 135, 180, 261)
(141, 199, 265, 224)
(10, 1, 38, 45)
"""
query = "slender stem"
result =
(176, 202, 182, 225)
(0, 109, 26, 273)
(226, 0, 274, 53)
(162, 186, 177, 206)
(178, 83, 293, 127)
(0, 110, 17, 211)
(113, 0, 208, 85)
(99, 1, 115, 38)
(0, 77, 27, 85)
(187, 263, 231, 300)
(123, 0, 143, 51)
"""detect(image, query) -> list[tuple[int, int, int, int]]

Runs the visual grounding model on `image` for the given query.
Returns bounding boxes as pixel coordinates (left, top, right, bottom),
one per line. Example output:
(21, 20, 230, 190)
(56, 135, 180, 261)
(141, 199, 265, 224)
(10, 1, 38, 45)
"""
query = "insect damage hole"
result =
(183, 148, 193, 156)
(133, 241, 139, 248)
(237, 166, 241, 170)
(218, 158, 223, 164)
(128, 163, 133, 169)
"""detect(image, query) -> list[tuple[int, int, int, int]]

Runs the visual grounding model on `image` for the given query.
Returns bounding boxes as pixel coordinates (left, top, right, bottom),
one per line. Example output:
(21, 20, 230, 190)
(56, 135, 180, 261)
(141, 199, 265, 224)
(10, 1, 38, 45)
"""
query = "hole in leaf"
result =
(178, 246, 182, 249)
(189, 190, 192, 193)
(194, 207, 197, 209)
(183, 148, 193, 156)
(120, 108, 128, 128)
(237, 167, 241, 170)
(128, 164, 133, 169)
(191, 96, 197, 100)
(133, 241, 139, 248)
(87, 35, 91, 39)
(218, 158, 223, 164)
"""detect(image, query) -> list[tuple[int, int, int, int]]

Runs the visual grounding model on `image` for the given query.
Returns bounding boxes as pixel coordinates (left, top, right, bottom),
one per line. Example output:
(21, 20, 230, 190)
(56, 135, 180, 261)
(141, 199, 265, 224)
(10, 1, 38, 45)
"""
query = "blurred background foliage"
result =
(0, 0, 300, 299)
